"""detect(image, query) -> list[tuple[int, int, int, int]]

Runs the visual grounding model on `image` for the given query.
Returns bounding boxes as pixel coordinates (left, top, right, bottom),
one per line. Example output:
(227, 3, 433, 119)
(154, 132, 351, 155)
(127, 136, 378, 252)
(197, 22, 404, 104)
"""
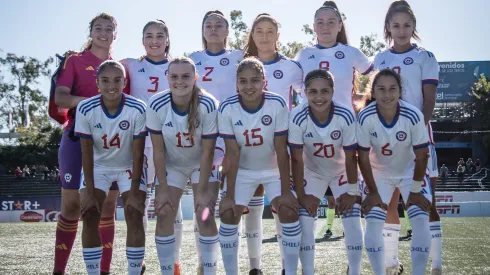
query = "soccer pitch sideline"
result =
(0, 218, 489, 275)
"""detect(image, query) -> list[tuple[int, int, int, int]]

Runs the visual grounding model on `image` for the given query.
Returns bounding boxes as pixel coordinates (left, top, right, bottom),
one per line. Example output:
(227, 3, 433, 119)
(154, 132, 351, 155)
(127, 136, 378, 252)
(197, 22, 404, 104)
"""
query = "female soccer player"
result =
(146, 57, 220, 275)
(374, 2, 441, 274)
(53, 13, 119, 275)
(357, 69, 432, 275)
(120, 20, 185, 273)
(218, 58, 299, 275)
(289, 69, 362, 275)
(295, 1, 373, 113)
(189, 10, 243, 273)
(241, 13, 304, 274)
(75, 61, 147, 275)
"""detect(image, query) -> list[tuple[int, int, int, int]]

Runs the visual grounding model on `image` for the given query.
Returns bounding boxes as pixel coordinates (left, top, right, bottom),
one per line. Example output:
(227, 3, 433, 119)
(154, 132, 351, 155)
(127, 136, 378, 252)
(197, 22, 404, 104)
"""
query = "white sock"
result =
(299, 210, 315, 275)
(246, 196, 264, 270)
(364, 207, 386, 275)
(383, 223, 401, 268)
(199, 235, 219, 275)
(82, 247, 102, 275)
(281, 221, 302, 275)
(155, 235, 176, 274)
(408, 205, 431, 275)
(430, 221, 443, 270)
(193, 212, 203, 264)
(342, 203, 363, 275)
(272, 211, 285, 270)
(219, 223, 239, 275)
(126, 247, 145, 275)
(174, 202, 183, 264)
(143, 187, 151, 231)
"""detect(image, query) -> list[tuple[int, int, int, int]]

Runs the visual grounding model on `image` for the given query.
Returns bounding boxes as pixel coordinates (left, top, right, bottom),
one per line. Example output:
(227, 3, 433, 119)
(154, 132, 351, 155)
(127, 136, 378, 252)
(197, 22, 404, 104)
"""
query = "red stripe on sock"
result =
(100, 216, 115, 273)
(53, 215, 78, 273)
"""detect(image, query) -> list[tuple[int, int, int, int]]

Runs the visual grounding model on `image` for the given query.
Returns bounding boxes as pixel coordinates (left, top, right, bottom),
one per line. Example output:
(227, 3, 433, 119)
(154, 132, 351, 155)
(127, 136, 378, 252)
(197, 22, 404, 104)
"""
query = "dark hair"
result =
(304, 69, 335, 90)
(167, 57, 202, 136)
(384, 0, 420, 45)
(362, 69, 402, 107)
(142, 20, 170, 58)
(236, 57, 266, 80)
(314, 1, 349, 45)
(97, 60, 126, 79)
(201, 10, 229, 50)
(83, 13, 117, 51)
(243, 13, 280, 58)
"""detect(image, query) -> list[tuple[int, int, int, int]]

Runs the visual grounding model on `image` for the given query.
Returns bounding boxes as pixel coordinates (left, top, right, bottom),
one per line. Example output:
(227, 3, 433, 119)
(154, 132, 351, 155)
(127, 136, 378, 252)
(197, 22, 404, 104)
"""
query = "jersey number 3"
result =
(148, 76, 159, 93)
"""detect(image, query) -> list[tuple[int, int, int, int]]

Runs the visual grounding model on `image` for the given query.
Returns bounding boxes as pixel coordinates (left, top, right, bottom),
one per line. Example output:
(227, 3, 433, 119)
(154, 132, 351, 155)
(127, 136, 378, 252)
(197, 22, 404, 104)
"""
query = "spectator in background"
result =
(457, 164, 465, 183)
(440, 164, 448, 184)
(22, 165, 30, 178)
(54, 166, 60, 181)
(475, 159, 482, 172)
(14, 167, 22, 179)
(457, 158, 464, 167)
(31, 165, 37, 178)
(44, 166, 50, 180)
(466, 158, 473, 175)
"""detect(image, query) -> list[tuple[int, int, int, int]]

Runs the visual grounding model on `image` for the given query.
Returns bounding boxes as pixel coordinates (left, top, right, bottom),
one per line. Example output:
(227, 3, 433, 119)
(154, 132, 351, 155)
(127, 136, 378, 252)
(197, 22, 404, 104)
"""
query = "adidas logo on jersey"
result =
(195, 61, 202, 66)
(85, 66, 94, 71)
(165, 121, 173, 127)
(234, 120, 243, 126)
(138, 68, 145, 73)
(370, 132, 378, 138)
(94, 123, 102, 129)
(380, 60, 386, 65)
(308, 55, 315, 59)
(305, 132, 313, 138)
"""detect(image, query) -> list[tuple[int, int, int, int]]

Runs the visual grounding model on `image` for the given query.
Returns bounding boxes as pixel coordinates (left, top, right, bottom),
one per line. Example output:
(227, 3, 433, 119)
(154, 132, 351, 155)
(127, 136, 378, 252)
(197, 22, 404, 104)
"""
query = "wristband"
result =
(411, 180, 423, 193)
(347, 183, 360, 196)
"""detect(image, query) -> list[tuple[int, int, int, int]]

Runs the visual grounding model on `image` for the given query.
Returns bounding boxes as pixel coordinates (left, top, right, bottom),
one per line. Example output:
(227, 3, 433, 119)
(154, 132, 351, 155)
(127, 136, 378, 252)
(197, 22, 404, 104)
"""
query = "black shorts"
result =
(325, 186, 333, 196)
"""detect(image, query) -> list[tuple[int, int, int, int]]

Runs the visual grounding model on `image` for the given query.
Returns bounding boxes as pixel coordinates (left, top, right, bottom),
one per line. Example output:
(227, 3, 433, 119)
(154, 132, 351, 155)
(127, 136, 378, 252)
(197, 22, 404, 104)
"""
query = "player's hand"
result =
(277, 191, 300, 215)
(219, 196, 236, 218)
(220, 156, 230, 184)
(298, 194, 320, 217)
(361, 191, 387, 214)
(125, 192, 145, 216)
(338, 193, 358, 216)
(81, 193, 100, 218)
(407, 192, 431, 212)
(154, 188, 175, 216)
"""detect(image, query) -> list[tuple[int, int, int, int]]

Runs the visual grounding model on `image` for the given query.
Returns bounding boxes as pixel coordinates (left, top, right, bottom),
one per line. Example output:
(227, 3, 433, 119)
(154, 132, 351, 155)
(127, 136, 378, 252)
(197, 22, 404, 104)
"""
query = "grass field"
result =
(0, 217, 489, 275)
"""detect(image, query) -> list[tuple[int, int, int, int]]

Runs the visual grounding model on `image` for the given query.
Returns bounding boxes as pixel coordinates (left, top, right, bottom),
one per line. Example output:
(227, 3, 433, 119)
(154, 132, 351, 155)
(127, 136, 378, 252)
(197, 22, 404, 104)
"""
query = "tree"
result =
(357, 34, 385, 93)
(470, 74, 490, 162)
(229, 10, 249, 50)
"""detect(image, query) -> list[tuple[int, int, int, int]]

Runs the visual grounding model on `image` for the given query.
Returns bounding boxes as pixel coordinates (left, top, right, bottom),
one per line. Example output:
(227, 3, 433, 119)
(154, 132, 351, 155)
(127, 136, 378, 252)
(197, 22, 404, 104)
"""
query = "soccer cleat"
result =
(431, 268, 442, 275)
(174, 263, 181, 275)
(406, 229, 412, 238)
(281, 269, 285, 275)
(324, 229, 333, 239)
(249, 268, 263, 275)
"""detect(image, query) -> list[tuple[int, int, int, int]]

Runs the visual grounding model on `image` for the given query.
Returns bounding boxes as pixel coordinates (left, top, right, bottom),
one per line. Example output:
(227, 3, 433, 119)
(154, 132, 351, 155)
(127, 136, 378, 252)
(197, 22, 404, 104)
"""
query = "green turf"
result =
(0, 218, 488, 274)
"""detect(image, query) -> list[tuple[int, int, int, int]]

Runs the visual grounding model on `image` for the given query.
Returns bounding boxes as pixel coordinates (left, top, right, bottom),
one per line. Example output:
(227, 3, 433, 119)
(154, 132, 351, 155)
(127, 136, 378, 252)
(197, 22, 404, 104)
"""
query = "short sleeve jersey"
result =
(288, 101, 357, 177)
(356, 100, 430, 179)
(74, 94, 147, 172)
(56, 50, 112, 129)
(374, 44, 439, 112)
(146, 91, 219, 170)
(295, 43, 373, 112)
(218, 92, 289, 171)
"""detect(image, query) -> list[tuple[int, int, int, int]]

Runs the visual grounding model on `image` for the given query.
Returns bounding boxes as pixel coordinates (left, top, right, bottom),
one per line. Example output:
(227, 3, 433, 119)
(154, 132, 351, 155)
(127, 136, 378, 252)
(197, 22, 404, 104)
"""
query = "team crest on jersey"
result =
(330, 130, 341, 140)
(403, 57, 414, 65)
(220, 58, 230, 66)
(119, 120, 130, 130)
(64, 173, 72, 183)
(273, 70, 284, 79)
(261, 115, 272, 126)
(335, 51, 345, 59)
(396, 131, 407, 141)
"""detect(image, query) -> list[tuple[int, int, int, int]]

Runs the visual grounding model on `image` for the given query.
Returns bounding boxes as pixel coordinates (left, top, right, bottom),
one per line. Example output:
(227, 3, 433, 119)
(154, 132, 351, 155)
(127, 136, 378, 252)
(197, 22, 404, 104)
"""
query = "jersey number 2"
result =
(102, 134, 120, 149)
(148, 76, 159, 93)
(203, 67, 214, 82)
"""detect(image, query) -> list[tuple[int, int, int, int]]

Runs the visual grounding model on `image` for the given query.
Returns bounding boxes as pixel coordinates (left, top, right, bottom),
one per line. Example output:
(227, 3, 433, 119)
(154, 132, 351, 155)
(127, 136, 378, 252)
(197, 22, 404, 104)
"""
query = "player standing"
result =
(146, 57, 220, 275)
(218, 58, 300, 275)
(374, 1, 441, 274)
(75, 61, 147, 275)
(288, 69, 362, 275)
(357, 69, 432, 275)
(53, 13, 119, 275)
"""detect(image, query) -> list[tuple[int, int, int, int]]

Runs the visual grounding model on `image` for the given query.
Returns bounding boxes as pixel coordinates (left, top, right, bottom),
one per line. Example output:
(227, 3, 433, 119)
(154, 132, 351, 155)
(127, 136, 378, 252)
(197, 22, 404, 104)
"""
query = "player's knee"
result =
(82, 207, 101, 224)
(220, 209, 238, 225)
(100, 198, 117, 217)
(125, 205, 143, 225)
(62, 199, 80, 216)
(155, 204, 176, 222)
(278, 206, 299, 223)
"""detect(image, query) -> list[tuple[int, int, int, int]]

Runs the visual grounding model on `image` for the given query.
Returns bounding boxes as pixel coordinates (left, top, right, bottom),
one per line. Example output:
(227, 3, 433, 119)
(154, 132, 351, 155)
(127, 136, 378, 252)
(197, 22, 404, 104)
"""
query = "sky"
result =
(1, 0, 490, 95)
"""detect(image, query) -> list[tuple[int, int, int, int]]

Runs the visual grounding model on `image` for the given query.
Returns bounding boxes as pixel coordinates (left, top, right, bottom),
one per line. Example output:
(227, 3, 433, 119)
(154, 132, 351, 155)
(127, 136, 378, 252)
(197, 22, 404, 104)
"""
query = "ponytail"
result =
(187, 85, 202, 136)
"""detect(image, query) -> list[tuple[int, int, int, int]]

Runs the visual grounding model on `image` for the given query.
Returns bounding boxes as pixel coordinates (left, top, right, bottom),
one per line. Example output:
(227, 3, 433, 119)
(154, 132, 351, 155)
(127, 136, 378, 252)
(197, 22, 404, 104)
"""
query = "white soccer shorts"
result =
(231, 168, 282, 207)
(360, 174, 432, 204)
(292, 168, 350, 200)
(80, 169, 146, 194)
(155, 166, 221, 190)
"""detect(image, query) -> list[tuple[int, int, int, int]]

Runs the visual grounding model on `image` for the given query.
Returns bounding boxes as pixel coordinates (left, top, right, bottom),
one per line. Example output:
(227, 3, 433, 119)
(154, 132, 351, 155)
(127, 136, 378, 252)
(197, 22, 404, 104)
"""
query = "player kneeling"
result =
(357, 69, 432, 275)
(218, 58, 300, 275)
(146, 57, 220, 275)
(75, 61, 147, 275)
(289, 69, 362, 275)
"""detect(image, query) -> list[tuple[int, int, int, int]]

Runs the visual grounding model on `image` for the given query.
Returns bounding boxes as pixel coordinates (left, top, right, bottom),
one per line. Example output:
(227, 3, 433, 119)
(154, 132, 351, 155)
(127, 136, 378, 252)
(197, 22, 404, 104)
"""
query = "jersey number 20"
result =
(313, 143, 335, 158)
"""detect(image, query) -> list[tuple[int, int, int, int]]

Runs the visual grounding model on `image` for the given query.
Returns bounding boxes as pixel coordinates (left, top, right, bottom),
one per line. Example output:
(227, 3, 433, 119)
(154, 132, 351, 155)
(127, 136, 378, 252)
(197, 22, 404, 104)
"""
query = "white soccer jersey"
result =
(146, 91, 219, 170)
(288, 101, 357, 177)
(262, 54, 304, 109)
(188, 49, 243, 102)
(374, 44, 439, 111)
(75, 94, 147, 172)
(295, 43, 373, 111)
(357, 100, 430, 179)
(218, 92, 289, 171)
